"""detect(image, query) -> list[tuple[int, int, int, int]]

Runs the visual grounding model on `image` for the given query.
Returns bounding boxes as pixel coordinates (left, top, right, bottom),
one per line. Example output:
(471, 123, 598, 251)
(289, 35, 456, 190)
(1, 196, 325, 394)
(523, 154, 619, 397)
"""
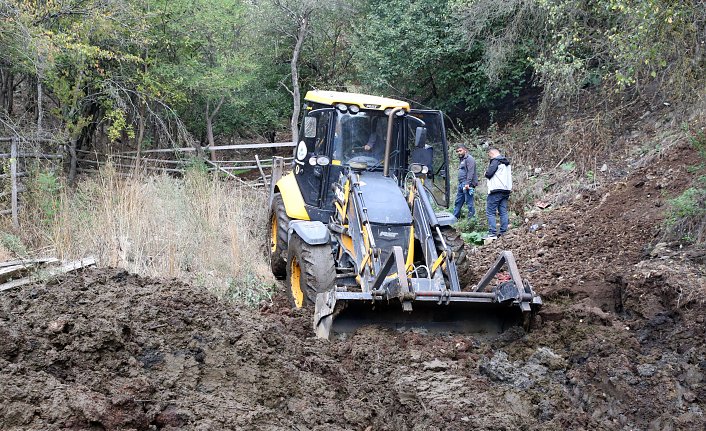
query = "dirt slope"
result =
(1, 142, 704, 431)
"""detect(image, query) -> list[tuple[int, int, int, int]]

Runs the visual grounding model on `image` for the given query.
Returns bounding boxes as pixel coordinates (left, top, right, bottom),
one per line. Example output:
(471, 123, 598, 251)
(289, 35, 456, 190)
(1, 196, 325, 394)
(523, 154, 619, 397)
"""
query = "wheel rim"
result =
(289, 255, 304, 308)
(270, 213, 278, 254)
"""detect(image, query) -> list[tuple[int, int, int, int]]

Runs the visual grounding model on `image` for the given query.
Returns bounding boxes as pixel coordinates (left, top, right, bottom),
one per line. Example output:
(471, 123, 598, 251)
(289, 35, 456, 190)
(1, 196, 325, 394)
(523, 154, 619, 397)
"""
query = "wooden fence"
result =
(0, 136, 295, 228)
(76, 142, 295, 188)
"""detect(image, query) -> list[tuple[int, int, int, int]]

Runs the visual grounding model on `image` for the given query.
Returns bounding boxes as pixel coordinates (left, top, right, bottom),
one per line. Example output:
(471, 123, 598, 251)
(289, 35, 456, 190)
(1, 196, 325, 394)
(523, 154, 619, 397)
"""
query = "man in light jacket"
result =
(484, 148, 512, 238)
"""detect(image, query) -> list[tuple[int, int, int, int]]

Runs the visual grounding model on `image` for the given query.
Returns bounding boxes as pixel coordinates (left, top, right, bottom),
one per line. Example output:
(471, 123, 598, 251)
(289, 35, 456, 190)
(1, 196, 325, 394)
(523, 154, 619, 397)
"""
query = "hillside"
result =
(2, 1, 705, 429)
(1, 128, 704, 430)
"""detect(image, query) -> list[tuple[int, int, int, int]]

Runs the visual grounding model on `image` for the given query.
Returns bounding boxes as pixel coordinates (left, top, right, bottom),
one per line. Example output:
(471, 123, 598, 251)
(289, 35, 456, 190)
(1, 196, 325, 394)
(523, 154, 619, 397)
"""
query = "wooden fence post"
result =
(10, 137, 18, 228)
(269, 156, 284, 207)
(255, 154, 268, 189)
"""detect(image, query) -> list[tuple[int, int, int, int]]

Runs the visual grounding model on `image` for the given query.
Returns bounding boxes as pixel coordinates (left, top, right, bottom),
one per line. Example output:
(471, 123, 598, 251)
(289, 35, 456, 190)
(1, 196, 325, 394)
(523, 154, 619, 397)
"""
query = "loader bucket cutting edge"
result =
(314, 290, 536, 340)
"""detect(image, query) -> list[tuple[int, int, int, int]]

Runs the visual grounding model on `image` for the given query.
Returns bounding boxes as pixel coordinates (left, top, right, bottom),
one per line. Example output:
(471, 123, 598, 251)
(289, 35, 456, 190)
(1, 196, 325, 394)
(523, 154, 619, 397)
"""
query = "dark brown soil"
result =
(1, 143, 704, 430)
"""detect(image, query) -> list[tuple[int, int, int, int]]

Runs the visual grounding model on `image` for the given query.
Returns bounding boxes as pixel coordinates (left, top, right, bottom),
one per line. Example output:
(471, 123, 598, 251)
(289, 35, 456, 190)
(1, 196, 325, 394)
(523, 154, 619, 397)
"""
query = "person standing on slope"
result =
(484, 148, 512, 238)
(453, 144, 478, 220)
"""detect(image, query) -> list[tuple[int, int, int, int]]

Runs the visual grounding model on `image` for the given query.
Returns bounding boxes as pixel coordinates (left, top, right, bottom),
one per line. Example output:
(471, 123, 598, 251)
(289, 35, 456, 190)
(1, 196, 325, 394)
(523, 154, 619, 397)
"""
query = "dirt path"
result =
(1, 143, 704, 430)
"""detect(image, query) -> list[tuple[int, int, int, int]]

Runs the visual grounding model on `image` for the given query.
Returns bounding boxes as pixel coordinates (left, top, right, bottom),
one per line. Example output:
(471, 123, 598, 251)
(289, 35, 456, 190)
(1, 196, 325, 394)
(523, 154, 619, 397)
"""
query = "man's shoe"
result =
(482, 234, 497, 240)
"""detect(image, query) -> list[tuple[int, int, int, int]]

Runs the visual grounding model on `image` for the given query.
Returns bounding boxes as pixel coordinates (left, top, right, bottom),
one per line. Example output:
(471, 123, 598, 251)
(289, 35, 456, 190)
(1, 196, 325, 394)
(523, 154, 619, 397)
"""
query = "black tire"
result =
(285, 234, 336, 308)
(268, 193, 290, 279)
(438, 226, 473, 289)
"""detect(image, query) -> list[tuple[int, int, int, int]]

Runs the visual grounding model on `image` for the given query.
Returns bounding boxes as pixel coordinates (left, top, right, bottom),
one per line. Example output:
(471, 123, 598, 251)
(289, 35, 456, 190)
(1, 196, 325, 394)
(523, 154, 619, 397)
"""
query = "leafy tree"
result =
(248, 0, 354, 142)
(455, 0, 706, 108)
(148, 0, 253, 152)
(8, 0, 152, 180)
(351, 0, 530, 118)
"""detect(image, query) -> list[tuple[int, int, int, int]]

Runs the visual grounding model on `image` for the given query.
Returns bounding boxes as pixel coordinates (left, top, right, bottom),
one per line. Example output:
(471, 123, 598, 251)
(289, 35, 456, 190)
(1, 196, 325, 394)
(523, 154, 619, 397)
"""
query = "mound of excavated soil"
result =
(1, 143, 704, 431)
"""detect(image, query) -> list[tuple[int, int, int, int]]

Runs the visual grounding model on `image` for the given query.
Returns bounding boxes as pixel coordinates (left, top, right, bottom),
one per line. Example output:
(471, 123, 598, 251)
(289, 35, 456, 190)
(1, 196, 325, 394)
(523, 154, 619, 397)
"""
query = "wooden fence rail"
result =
(0, 153, 63, 159)
(120, 141, 296, 154)
(78, 142, 296, 188)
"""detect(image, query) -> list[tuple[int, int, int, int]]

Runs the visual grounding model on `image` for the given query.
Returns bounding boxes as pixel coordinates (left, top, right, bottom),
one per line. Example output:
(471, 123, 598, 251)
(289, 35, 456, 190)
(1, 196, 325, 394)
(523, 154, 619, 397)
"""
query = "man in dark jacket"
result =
(484, 148, 512, 238)
(453, 144, 478, 220)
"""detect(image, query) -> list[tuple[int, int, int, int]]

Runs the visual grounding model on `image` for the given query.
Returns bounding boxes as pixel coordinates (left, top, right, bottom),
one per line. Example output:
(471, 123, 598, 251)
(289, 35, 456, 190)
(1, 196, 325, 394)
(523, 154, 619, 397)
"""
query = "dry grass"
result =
(25, 164, 275, 306)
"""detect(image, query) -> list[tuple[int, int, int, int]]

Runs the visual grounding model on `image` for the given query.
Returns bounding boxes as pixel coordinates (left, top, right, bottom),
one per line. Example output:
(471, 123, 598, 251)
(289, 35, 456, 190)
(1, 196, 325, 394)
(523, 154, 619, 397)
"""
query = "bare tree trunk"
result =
(205, 96, 225, 161)
(26, 75, 36, 118)
(2, 71, 14, 115)
(36, 79, 43, 136)
(36, 53, 45, 136)
(65, 72, 84, 185)
(68, 135, 79, 185)
(136, 99, 146, 170)
(136, 46, 148, 171)
(0, 69, 5, 111)
(206, 101, 214, 162)
(153, 122, 159, 149)
(290, 16, 308, 143)
(10, 138, 18, 229)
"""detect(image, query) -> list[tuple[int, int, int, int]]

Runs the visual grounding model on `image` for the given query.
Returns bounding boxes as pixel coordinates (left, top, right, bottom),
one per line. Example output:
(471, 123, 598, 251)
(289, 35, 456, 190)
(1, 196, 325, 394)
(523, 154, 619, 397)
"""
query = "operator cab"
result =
(332, 112, 389, 167)
(293, 90, 450, 222)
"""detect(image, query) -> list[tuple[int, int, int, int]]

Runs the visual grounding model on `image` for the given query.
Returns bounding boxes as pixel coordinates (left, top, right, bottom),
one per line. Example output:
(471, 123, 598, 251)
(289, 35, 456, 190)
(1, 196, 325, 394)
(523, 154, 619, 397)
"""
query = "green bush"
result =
(25, 169, 63, 226)
(226, 271, 276, 307)
(353, 0, 531, 114)
(560, 161, 576, 172)
(454, 206, 488, 244)
(661, 124, 706, 244)
(37, 171, 62, 216)
(0, 232, 28, 258)
(665, 180, 706, 244)
(461, 231, 486, 245)
(690, 129, 706, 159)
(668, 186, 705, 220)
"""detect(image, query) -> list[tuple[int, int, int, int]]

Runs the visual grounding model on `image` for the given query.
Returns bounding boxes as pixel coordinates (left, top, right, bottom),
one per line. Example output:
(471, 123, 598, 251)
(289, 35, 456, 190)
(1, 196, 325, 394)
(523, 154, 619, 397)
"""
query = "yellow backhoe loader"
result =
(268, 91, 541, 339)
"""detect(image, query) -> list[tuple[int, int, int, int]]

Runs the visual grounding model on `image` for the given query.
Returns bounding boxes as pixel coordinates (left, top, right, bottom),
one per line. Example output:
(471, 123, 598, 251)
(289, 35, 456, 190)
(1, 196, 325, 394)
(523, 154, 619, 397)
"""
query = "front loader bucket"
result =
(314, 288, 540, 340)
(314, 250, 542, 340)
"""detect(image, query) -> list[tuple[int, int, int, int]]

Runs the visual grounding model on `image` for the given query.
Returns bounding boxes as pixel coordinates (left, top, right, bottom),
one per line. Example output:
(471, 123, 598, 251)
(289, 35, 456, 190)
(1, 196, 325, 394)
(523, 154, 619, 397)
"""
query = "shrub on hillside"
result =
(664, 180, 706, 245)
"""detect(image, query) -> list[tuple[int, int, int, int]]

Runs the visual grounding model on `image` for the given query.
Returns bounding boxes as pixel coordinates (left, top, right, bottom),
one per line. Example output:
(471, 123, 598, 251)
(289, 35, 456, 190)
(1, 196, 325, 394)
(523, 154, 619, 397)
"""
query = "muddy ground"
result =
(1, 141, 705, 430)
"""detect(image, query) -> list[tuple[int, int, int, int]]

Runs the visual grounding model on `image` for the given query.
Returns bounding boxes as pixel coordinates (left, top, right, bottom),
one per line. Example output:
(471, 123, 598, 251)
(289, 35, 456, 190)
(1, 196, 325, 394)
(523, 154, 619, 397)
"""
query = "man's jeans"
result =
(453, 184, 475, 219)
(486, 192, 509, 235)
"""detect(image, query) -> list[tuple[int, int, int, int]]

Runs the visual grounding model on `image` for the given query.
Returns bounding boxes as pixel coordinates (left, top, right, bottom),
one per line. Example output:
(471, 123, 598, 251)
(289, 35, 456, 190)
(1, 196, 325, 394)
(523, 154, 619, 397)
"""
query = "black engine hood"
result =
(356, 173, 412, 225)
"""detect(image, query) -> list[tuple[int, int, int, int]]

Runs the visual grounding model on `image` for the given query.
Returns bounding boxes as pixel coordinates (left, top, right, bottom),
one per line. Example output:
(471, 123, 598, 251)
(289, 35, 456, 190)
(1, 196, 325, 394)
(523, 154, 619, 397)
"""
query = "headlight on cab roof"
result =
(384, 108, 406, 116)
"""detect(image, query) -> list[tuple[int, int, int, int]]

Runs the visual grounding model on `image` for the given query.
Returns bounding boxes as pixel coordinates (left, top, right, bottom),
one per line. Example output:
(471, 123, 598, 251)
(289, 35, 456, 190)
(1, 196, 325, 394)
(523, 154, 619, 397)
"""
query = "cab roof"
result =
(304, 90, 410, 111)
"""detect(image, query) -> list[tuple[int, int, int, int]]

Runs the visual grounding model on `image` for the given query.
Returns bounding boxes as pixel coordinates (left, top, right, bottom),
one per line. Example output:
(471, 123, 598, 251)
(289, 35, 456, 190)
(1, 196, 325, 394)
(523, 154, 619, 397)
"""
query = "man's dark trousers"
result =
(453, 184, 475, 219)
(486, 191, 509, 235)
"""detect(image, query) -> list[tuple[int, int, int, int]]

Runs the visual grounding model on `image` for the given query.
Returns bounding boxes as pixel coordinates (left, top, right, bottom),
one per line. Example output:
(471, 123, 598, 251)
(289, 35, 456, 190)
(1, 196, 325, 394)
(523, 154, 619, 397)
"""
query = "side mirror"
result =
(414, 127, 427, 148)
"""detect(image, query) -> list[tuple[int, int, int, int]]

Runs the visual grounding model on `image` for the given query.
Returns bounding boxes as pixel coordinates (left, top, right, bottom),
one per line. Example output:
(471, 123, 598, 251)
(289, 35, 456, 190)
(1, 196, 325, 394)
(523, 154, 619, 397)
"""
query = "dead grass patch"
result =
(23, 164, 275, 306)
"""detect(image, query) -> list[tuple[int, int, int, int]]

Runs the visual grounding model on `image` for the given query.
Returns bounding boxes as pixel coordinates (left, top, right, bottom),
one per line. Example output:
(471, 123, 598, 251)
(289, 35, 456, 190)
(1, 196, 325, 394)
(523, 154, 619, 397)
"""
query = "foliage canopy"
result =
(0, 0, 704, 152)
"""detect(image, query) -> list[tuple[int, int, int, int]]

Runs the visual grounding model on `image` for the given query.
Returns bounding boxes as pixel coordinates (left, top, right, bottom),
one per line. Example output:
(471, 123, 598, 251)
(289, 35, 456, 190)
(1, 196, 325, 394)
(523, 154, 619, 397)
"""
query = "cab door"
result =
(293, 108, 334, 219)
(407, 110, 450, 207)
